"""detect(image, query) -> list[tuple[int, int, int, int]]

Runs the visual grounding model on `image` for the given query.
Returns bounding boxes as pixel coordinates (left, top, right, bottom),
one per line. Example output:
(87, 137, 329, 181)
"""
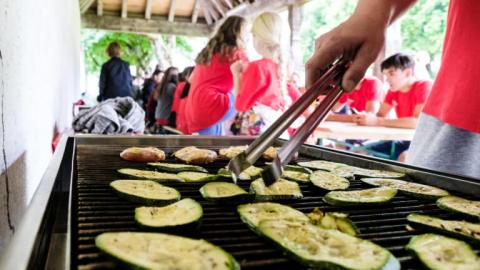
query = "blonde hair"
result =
(195, 16, 246, 65)
(252, 12, 288, 103)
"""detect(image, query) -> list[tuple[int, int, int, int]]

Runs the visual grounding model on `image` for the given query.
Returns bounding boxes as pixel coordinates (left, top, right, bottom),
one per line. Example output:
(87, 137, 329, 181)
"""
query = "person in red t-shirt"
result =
(171, 66, 194, 132)
(305, 1, 480, 178)
(353, 54, 431, 129)
(328, 76, 384, 122)
(232, 12, 291, 137)
(351, 54, 431, 160)
(184, 16, 249, 135)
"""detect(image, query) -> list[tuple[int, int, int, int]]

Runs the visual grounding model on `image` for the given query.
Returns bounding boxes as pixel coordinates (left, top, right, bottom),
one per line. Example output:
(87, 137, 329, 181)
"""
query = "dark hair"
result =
(106, 42, 121, 57)
(381, 53, 415, 71)
(182, 66, 195, 81)
(151, 69, 164, 79)
(195, 16, 246, 65)
(154, 67, 178, 100)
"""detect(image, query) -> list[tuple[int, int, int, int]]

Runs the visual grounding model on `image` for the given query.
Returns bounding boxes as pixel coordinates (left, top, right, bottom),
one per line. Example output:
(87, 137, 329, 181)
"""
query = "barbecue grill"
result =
(1, 135, 479, 270)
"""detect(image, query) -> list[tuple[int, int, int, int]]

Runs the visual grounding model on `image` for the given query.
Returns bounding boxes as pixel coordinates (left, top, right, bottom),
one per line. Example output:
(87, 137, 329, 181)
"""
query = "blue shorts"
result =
(198, 92, 236, 136)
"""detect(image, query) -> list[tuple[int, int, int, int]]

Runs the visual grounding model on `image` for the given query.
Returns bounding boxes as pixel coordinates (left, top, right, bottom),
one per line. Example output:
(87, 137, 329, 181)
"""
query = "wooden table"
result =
(315, 121, 415, 141)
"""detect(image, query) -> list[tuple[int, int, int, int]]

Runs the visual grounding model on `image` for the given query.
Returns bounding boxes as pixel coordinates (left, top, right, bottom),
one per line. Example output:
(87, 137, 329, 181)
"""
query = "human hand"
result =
(305, 8, 388, 92)
(353, 114, 379, 126)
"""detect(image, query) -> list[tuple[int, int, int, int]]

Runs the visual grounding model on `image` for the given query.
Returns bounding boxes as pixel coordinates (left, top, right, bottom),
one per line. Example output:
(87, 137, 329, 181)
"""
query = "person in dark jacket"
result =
(142, 69, 164, 111)
(154, 67, 179, 131)
(97, 42, 133, 102)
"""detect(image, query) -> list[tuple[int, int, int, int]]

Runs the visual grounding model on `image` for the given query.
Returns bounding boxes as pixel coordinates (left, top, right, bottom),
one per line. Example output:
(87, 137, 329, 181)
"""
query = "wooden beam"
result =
(121, 0, 128, 18)
(82, 13, 213, 37)
(168, 0, 176, 22)
(225, 2, 247, 17)
(223, 0, 233, 9)
(202, 0, 220, 21)
(145, 0, 153, 19)
(79, 0, 95, 14)
(97, 0, 103, 16)
(201, 2, 213, 25)
(228, 0, 308, 18)
(192, 0, 201, 23)
(211, 0, 226, 17)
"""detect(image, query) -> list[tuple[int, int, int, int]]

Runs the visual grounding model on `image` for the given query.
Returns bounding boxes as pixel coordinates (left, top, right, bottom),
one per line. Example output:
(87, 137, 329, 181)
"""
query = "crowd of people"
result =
(96, 11, 433, 161)
(95, 0, 479, 180)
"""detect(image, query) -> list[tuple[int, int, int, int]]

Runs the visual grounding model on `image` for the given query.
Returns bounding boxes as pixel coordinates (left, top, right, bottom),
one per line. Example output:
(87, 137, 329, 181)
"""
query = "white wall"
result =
(0, 0, 82, 251)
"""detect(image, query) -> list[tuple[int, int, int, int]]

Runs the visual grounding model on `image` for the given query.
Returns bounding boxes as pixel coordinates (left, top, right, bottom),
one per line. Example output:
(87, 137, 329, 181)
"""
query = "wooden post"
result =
(288, 4, 304, 79)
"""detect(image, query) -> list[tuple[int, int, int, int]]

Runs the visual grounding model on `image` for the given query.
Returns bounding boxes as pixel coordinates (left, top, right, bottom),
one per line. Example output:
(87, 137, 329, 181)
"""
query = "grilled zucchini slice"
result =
(250, 178, 303, 201)
(258, 219, 400, 270)
(178, 171, 218, 182)
(330, 166, 356, 179)
(297, 160, 345, 171)
(110, 180, 180, 205)
(437, 196, 480, 220)
(135, 198, 203, 231)
(307, 208, 359, 236)
(284, 165, 313, 174)
(330, 166, 405, 179)
(355, 169, 405, 178)
(310, 171, 350, 191)
(200, 182, 253, 203)
(406, 233, 480, 270)
(95, 232, 240, 270)
(216, 168, 250, 181)
(117, 168, 183, 182)
(361, 178, 449, 199)
(324, 187, 397, 206)
(237, 202, 309, 230)
(282, 170, 310, 183)
(407, 213, 480, 243)
(148, 162, 208, 173)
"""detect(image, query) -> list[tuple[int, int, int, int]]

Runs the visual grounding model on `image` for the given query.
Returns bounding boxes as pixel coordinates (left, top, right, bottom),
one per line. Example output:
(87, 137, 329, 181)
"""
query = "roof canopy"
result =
(80, 0, 306, 36)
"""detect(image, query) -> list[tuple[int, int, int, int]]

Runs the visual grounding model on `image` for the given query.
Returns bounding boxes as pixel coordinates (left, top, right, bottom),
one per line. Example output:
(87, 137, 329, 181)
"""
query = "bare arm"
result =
(306, 0, 417, 91)
(377, 103, 424, 129)
(355, 103, 423, 129)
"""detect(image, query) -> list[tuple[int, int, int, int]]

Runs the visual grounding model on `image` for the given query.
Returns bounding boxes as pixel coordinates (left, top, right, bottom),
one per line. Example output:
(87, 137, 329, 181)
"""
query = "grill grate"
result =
(73, 144, 476, 270)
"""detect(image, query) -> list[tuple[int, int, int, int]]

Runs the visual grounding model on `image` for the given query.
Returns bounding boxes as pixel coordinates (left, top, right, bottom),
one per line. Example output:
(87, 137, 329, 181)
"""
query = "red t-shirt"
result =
(185, 49, 248, 132)
(422, 1, 480, 133)
(287, 83, 302, 103)
(338, 77, 384, 112)
(235, 58, 286, 112)
(384, 80, 432, 118)
(171, 81, 186, 113)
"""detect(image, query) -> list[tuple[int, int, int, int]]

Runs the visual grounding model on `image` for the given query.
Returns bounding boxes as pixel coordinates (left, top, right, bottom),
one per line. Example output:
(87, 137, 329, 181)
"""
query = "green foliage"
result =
(300, 0, 448, 64)
(400, 0, 449, 59)
(82, 30, 195, 75)
(82, 30, 155, 74)
(300, 0, 356, 63)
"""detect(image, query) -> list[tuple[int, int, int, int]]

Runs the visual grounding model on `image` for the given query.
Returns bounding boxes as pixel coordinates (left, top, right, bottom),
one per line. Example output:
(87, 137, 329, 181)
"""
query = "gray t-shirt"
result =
(407, 113, 480, 180)
(155, 82, 176, 120)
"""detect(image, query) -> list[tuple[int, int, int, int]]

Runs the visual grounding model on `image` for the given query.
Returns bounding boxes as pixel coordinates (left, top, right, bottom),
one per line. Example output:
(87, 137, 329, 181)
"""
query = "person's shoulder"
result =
(412, 80, 433, 91)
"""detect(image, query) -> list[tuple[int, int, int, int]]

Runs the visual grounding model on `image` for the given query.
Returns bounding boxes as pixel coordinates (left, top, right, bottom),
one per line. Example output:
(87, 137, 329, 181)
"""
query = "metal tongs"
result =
(228, 57, 350, 185)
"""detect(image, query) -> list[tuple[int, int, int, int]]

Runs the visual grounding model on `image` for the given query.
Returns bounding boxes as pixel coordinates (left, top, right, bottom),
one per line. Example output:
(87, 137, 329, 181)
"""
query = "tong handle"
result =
(278, 86, 344, 165)
(242, 60, 347, 165)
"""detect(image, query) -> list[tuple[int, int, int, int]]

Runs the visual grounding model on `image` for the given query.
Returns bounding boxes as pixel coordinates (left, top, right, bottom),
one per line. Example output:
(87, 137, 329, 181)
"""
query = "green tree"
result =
(82, 30, 195, 75)
(300, 0, 356, 63)
(82, 30, 155, 75)
(400, 0, 449, 60)
(300, 0, 448, 65)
